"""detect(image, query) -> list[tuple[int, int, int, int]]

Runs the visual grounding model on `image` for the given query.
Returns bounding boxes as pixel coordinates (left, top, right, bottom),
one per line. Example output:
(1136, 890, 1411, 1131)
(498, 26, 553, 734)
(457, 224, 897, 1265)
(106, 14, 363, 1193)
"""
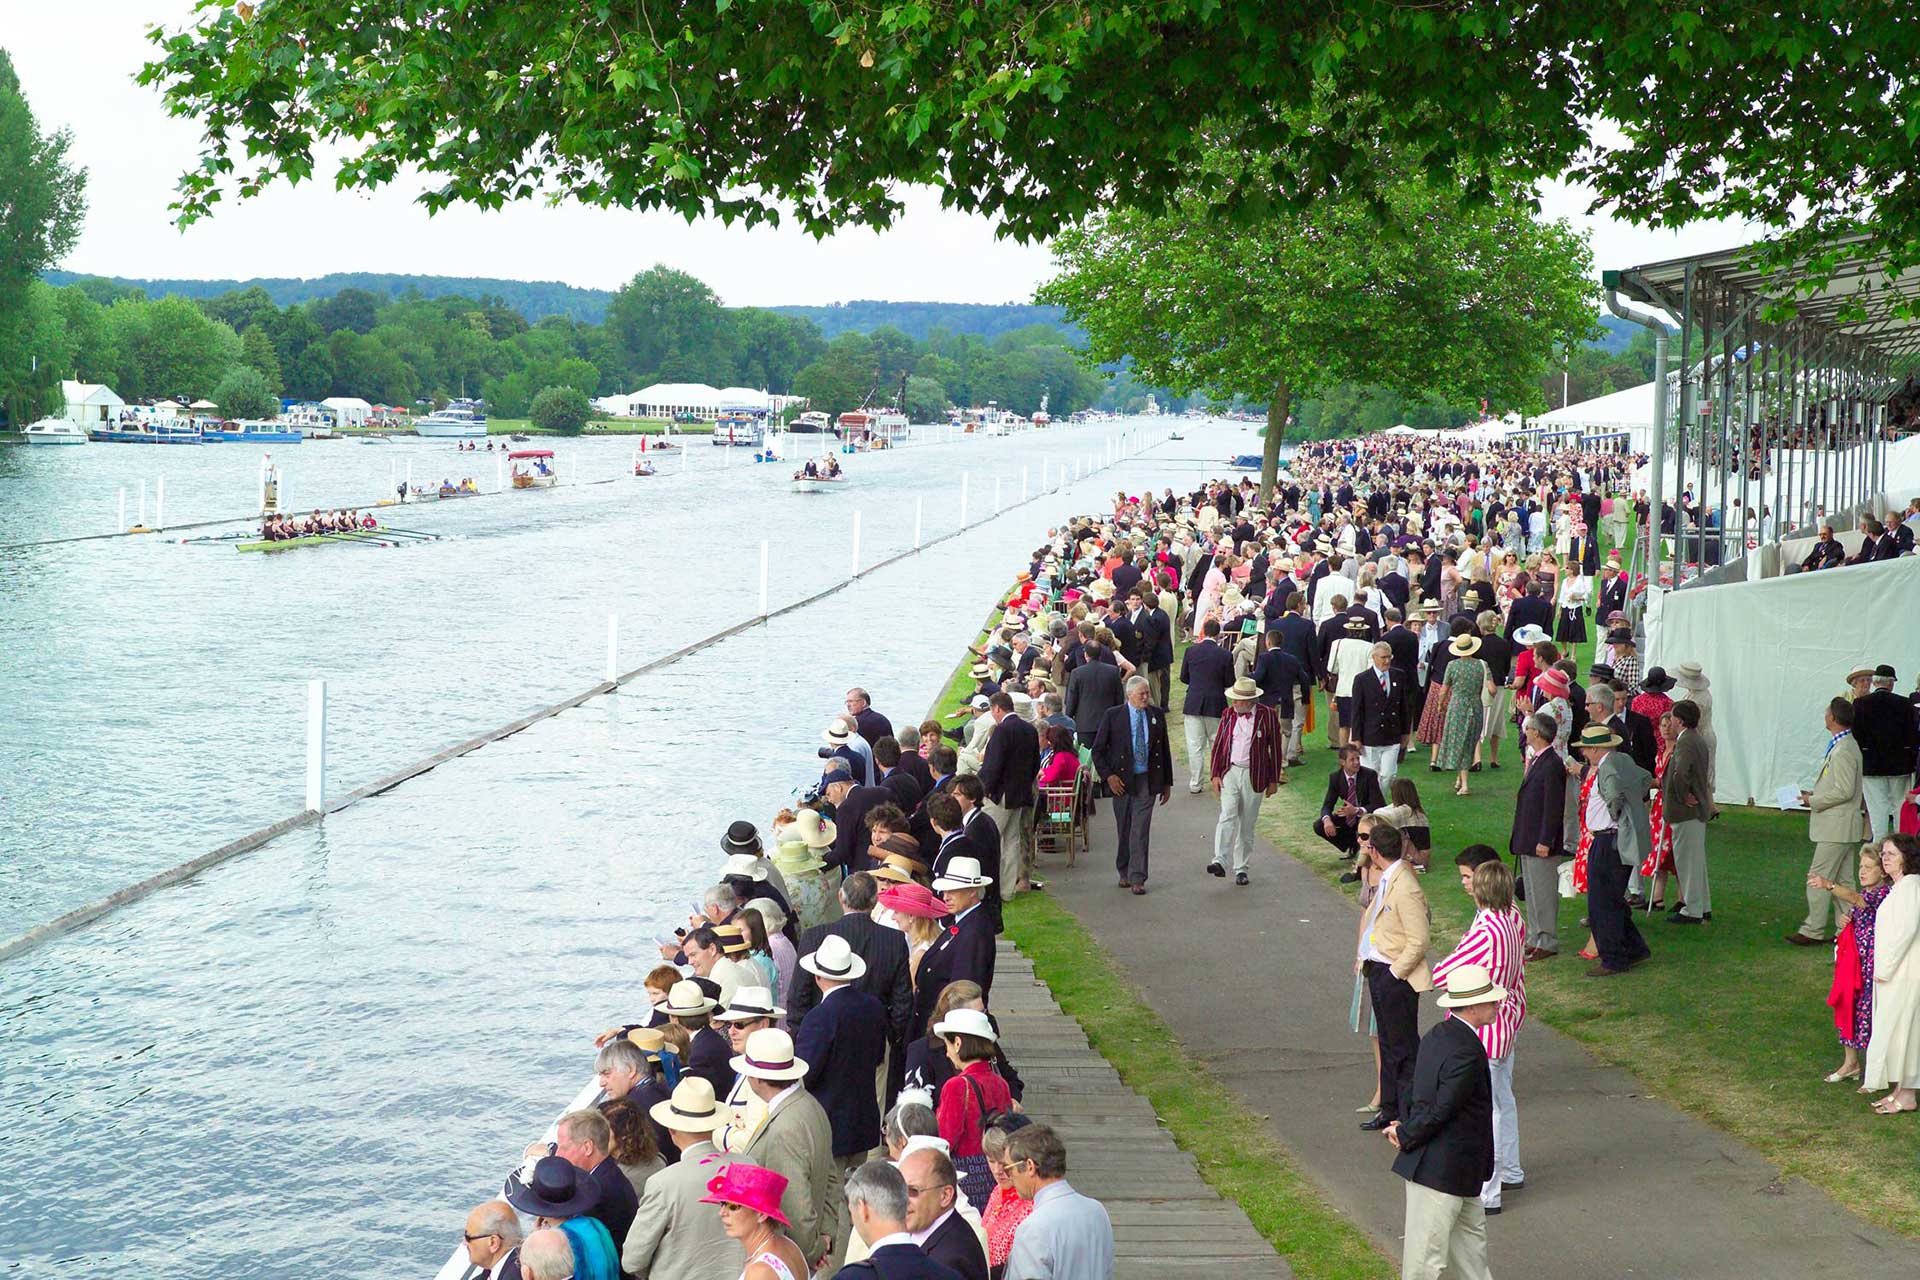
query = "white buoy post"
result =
(1021, 465, 1029, 502)
(759, 540, 770, 617)
(851, 510, 863, 578)
(305, 679, 327, 813)
(960, 473, 970, 526)
(117, 487, 127, 534)
(137, 479, 148, 527)
(914, 496, 924, 549)
(605, 614, 620, 683)
(155, 477, 166, 528)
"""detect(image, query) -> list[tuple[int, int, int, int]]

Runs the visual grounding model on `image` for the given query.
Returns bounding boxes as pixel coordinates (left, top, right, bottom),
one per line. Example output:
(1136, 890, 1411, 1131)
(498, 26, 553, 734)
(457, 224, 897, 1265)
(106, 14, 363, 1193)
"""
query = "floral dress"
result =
(1842, 883, 1893, 1051)
(1435, 656, 1488, 770)
(1416, 650, 1453, 747)
(1572, 769, 1598, 894)
(1639, 743, 1676, 878)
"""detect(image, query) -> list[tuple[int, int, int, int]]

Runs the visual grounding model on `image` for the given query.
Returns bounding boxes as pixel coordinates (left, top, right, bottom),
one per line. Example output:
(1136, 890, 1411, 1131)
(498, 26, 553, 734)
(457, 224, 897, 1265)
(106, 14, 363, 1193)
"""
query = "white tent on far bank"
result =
(321, 396, 373, 427)
(1529, 380, 1658, 453)
(61, 380, 124, 426)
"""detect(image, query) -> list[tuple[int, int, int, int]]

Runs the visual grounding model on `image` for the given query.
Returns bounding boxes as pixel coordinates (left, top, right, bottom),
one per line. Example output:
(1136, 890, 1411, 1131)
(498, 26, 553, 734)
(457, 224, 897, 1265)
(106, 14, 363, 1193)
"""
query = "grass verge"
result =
(925, 584, 1396, 1280)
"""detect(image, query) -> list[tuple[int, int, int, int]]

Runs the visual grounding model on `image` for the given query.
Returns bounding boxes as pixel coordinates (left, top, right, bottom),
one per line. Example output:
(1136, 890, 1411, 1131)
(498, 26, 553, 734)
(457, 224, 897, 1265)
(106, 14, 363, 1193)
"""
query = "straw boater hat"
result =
(932, 855, 994, 892)
(1343, 615, 1372, 634)
(1443, 959, 1512, 1013)
(625, 1025, 668, 1055)
(661, 979, 719, 1018)
(799, 933, 868, 982)
(1449, 634, 1483, 657)
(650, 1076, 724, 1133)
(714, 985, 786, 1023)
(1672, 661, 1708, 689)
(786, 808, 836, 849)
(1574, 724, 1622, 751)
(969, 662, 994, 680)
(931, 1007, 999, 1043)
(712, 923, 751, 956)
(730, 1027, 809, 1082)
(1226, 676, 1263, 701)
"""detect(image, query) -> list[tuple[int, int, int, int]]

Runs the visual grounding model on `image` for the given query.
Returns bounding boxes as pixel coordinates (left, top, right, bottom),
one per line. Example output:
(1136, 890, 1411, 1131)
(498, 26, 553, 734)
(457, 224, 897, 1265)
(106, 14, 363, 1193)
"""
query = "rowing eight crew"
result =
(260, 510, 378, 540)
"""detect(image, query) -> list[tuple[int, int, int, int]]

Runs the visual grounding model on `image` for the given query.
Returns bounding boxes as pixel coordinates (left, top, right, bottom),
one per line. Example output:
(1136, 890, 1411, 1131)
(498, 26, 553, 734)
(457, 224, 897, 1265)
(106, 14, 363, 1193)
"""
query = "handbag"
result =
(1556, 859, 1577, 897)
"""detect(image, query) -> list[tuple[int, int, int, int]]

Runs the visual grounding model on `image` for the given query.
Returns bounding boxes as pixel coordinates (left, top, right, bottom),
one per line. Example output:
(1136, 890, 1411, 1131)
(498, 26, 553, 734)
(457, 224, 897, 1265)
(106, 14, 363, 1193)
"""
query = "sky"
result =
(7, 2, 1759, 309)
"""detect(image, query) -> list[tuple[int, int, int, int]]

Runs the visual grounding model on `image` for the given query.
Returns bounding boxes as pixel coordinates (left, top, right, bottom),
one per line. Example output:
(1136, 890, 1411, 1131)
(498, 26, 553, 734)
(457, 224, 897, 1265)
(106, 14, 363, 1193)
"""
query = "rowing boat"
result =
(791, 474, 849, 494)
(236, 532, 382, 553)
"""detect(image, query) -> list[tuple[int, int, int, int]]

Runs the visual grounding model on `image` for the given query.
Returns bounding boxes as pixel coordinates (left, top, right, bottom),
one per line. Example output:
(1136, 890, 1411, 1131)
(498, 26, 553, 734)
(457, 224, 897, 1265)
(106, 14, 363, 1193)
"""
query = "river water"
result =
(0, 418, 1261, 1278)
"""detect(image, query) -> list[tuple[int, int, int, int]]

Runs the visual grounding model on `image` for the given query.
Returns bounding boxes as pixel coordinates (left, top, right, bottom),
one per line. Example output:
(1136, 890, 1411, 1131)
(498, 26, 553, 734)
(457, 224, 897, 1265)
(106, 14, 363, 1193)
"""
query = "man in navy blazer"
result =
(838, 1160, 963, 1280)
(794, 937, 889, 1160)
(1179, 618, 1235, 793)
(900, 1147, 988, 1280)
(914, 853, 997, 1036)
(1092, 678, 1174, 892)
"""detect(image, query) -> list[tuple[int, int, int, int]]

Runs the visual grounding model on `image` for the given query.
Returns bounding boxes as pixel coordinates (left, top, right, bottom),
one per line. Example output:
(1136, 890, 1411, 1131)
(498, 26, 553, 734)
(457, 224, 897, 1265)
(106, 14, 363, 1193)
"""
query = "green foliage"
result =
(528, 384, 591, 433)
(771, 301, 1078, 343)
(46, 269, 614, 324)
(136, 4, 1920, 298)
(238, 324, 283, 397)
(212, 364, 279, 420)
(1040, 150, 1595, 493)
(309, 287, 382, 334)
(105, 296, 242, 401)
(0, 50, 88, 425)
(903, 374, 948, 422)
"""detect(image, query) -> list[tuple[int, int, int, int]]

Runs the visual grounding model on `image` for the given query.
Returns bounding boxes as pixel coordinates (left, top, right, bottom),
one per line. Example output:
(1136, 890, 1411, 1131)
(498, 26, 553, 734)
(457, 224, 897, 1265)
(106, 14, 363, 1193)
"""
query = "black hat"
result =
(1607, 627, 1634, 645)
(1588, 662, 1616, 682)
(1875, 663, 1897, 680)
(505, 1155, 602, 1218)
(721, 820, 762, 857)
(1639, 666, 1675, 693)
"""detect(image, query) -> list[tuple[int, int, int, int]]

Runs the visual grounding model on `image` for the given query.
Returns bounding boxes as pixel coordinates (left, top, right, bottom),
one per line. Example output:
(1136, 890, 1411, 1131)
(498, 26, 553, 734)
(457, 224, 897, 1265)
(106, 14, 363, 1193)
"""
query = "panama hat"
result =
(715, 985, 786, 1023)
(1434, 963, 1508, 1010)
(787, 808, 837, 849)
(700, 1162, 791, 1225)
(1672, 661, 1708, 688)
(1574, 724, 1622, 751)
(931, 1007, 998, 1043)
(1225, 676, 1263, 701)
(711, 923, 751, 955)
(1511, 624, 1548, 646)
(798, 933, 868, 982)
(869, 856, 921, 885)
(1846, 665, 1875, 684)
(823, 721, 853, 746)
(626, 1025, 667, 1054)
(721, 852, 770, 882)
(1448, 634, 1483, 657)
(661, 979, 719, 1018)
(505, 1155, 602, 1219)
(730, 1027, 810, 1082)
(932, 855, 993, 891)
(1639, 666, 1675, 693)
(969, 662, 994, 680)
(650, 1076, 725, 1133)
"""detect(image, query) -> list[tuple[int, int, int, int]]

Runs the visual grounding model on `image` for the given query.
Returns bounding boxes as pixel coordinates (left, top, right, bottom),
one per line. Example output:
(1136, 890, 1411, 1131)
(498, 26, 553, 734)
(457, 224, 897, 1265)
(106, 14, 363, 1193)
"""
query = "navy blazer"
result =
(912, 905, 996, 1037)
(920, 1208, 988, 1280)
(1091, 702, 1173, 795)
(1179, 639, 1234, 717)
(794, 985, 889, 1156)
(978, 714, 1040, 809)
(1391, 1016, 1494, 1198)
(683, 1026, 733, 1096)
(836, 1243, 963, 1280)
(1147, 606, 1175, 669)
(623, 1075, 681, 1165)
(1272, 612, 1320, 681)
(788, 912, 914, 1043)
(881, 768, 925, 811)
(830, 784, 897, 872)
(587, 1155, 640, 1248)
(1251, 648, 1302, 718)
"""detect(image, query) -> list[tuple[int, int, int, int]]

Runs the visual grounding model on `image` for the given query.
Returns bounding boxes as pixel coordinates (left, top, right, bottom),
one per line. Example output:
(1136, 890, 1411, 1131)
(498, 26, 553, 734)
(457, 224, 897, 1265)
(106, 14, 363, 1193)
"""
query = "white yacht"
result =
(412, 403, 488, 439)
(22, 418, 88, 445)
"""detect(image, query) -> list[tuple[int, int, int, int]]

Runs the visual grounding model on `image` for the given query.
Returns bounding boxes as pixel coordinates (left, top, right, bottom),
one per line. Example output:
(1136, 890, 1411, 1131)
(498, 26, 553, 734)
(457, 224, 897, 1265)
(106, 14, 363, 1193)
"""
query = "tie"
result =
(1133, 709, 1147, 766)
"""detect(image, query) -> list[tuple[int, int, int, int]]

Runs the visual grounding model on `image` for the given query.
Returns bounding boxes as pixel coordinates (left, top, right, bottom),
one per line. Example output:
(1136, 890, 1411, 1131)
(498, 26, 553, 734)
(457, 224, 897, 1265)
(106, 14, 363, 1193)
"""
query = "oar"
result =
(369, 527, 440, 541)
(320, 530, 395, 549)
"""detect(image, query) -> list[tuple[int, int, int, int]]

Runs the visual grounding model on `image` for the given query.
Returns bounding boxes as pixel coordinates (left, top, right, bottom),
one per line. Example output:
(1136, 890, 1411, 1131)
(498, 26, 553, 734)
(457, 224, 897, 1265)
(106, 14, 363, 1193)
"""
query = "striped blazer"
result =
(1432, 906, 1527, 1060)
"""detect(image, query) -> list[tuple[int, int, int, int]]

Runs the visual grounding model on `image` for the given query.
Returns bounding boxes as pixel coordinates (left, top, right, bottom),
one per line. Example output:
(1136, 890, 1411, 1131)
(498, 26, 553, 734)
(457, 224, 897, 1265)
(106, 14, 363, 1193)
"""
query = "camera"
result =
(816, 746, 837, 759)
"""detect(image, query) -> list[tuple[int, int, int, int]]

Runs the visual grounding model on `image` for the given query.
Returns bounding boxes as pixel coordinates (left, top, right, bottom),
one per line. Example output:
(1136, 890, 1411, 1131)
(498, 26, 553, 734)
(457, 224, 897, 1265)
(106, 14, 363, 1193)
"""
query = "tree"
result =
(239, 324, 283, 396)
(212, 364, 279, 420)
(903, 375, 947, 423)
(141, 7, 1920, 295)
(603, 267, 736, 386)
(105, 296, 242, 401)
(529, 384, 591, 433)
(0, 49, 87, 425)
(793, 334, 879, 418)
(1039, 153, 1595, 499)
(309, 287, 383, 335)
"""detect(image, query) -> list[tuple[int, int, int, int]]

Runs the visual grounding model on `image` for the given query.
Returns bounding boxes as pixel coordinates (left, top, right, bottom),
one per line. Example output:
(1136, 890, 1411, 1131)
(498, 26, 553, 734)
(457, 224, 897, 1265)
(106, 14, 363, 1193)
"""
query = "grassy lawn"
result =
(924, 588, 1397, 1280)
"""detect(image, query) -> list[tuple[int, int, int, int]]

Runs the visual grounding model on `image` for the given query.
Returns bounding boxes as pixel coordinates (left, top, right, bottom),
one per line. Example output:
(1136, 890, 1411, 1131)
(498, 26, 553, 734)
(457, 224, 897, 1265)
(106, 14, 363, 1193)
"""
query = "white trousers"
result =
(1864, 774, 1912, 842)
(1361, 743, 1400, 791)
(1401, 1181, 1492, 1280)
(1213, 764, 1262, 874)
(1184, 714, 1220, 788)
(1481, 1050, 1521, 1208)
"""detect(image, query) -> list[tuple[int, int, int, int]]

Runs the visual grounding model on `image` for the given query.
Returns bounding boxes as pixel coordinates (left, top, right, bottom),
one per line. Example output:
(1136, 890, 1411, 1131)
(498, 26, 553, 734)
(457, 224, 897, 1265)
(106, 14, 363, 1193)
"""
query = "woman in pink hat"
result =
(702, 1163, 809, 1280)
(878, 881, 951, 986)
(1533, 667, 1574, 752)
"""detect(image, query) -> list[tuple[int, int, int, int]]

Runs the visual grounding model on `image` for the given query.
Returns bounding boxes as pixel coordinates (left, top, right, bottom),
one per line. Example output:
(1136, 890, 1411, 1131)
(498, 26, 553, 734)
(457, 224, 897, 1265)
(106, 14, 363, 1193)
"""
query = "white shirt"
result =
(866, 1231, 916, 1252)
(1360, 860, 1402, 964)
(1584, 759, 1615, 831)
(910, 1208, 958, 1247)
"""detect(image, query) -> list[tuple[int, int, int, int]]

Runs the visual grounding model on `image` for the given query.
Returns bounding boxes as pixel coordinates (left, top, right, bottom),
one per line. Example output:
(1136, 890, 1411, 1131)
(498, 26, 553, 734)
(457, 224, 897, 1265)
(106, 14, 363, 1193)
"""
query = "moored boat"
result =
(88, 420, 204, 444)
(23, 418, 88, 445)
(789, 410, 833, 434)
(203, 420, 305, 443)
(413, 401, 488, 438)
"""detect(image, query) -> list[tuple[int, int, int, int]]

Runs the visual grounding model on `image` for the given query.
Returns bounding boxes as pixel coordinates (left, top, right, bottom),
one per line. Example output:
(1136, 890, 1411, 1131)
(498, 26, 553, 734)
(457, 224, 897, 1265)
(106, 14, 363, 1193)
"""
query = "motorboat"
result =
(413, 402, 488, 438)
(789, 410, 833, 434)
(791, 459, 848, 493)
(22, 418, 87, 445)
(509, 448, 558, 488)
(713, 414, 764, 447)
(88, 420, 204, 444)
(203, 419, 304, 443)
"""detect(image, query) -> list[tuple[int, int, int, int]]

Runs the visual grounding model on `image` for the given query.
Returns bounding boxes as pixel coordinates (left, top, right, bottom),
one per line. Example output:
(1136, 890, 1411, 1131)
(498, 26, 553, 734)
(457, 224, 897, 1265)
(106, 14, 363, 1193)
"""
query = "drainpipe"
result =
(1605, 289, 1670, 611)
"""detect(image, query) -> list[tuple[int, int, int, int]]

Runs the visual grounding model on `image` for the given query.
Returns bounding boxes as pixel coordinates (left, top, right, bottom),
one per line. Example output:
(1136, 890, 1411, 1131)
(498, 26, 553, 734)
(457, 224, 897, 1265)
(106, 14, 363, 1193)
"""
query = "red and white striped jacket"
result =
(1432, 906, 1527, 1060)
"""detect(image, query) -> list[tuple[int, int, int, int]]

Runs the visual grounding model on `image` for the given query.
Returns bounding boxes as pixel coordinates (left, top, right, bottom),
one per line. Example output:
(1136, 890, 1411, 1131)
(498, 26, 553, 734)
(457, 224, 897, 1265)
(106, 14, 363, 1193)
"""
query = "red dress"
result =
(1639, 743, 1676, 878)
(1572, 769, 1597, 894)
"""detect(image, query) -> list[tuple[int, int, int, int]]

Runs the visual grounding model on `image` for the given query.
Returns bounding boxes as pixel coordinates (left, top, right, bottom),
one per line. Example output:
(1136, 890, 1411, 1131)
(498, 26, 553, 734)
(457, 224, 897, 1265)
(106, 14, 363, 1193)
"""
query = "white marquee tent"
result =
(596, 382, 775, 418)
(1529, 380, 1658, 452)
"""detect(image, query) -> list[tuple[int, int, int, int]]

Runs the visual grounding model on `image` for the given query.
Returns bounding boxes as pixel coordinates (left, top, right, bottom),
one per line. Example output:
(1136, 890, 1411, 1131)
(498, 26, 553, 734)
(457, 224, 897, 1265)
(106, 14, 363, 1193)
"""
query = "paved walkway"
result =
(1043, 782, 1915, 1277)
(991, 940, 1294, 1280)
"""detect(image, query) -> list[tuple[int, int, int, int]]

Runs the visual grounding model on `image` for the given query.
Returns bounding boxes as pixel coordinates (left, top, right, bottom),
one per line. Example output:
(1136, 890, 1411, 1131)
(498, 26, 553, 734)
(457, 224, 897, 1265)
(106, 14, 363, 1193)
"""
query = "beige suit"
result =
(1370, 862, 1434, 992)
(621, 1140, 744, 1280)
(735, 1084, 846, 1265)
(1802, 733, 1867, 940)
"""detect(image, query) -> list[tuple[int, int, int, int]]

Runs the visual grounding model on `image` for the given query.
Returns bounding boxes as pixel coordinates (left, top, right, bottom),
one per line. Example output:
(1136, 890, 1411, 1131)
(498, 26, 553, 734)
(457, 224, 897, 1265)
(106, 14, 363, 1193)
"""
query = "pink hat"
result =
(1536, 669, 1571, 699)
(879, 882, 950, 920)
(700, 1162, 790, 1224)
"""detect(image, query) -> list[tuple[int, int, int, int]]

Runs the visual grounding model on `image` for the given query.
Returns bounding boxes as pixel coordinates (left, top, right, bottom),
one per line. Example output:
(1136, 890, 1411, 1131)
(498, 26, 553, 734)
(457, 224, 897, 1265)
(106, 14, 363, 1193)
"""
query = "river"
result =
(0, 418, 1266, 1278)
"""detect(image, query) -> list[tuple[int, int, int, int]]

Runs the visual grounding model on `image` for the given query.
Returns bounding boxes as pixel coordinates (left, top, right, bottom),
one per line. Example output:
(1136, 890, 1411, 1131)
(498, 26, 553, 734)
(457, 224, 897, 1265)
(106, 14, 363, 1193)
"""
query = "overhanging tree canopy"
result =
(142, 4, 1920, 289)
(1037, 161, 1595, 499)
